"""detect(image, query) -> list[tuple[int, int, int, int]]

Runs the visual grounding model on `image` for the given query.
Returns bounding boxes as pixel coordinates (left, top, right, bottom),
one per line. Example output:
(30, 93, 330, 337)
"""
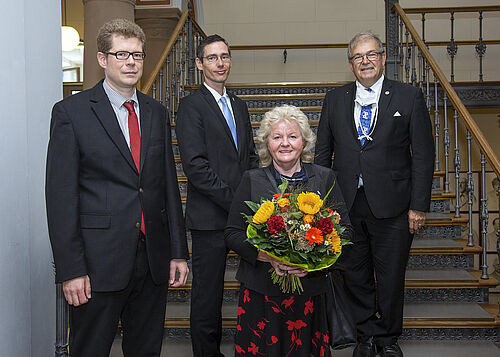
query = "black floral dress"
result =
(235, 286, 331, 357)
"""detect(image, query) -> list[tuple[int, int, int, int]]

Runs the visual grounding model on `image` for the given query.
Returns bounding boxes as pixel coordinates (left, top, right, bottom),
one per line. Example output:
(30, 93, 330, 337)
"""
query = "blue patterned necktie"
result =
(357, 88, 373, 146)
(220, 96, 238, 150)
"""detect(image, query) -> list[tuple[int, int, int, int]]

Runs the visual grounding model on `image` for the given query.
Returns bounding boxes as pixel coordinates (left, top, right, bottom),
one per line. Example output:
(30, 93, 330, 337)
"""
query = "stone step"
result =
(109, 339, 500, 357)
(168, 269, 499, 304)
(162, 302, 499, 329)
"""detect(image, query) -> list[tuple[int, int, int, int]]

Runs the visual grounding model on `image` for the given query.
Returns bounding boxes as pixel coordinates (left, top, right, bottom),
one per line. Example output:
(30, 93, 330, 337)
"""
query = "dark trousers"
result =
(341, 188, 412, 347)
(69, 239, 168, 357)
(190, 229, 228, 357)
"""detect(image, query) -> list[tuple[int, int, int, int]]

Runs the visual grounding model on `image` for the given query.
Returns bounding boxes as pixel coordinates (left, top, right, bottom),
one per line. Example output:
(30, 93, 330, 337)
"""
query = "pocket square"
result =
(393, 111, 401, 117)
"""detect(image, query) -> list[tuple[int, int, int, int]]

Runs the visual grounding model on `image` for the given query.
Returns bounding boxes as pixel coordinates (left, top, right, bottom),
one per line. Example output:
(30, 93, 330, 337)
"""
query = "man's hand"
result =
(408, 209, 426, 234)
(169, 259, 189, 287)
(62, 275, 91, 306)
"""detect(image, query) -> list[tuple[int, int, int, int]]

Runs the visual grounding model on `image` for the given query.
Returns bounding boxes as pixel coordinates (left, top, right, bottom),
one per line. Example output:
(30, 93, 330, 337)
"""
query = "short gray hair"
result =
(256, 105, 316, 167)
(348, 31, 384, 60)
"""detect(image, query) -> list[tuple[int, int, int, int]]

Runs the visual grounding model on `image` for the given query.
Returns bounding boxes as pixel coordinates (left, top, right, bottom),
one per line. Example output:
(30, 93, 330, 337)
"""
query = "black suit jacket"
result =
(46, 80, 188, 292)
(176, 85, 259, 230)
(315, 78, 434, 218)
(225, 164, 353, 296)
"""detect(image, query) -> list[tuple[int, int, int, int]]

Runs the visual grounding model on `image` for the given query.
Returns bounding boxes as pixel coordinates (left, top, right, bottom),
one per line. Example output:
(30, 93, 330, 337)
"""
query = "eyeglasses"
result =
(350, 51, 382, 63)
(203, 54, 231, 63)
(106, 51, 146, 61)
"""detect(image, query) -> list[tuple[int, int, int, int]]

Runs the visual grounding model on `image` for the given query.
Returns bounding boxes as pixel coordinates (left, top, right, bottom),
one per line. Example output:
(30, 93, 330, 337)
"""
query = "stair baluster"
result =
(466, 129, 474, 247)
(480, 152, 489, 279)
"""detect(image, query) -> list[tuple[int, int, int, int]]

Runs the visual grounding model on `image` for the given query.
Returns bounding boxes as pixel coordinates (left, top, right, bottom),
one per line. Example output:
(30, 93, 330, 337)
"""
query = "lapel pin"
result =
(385, 91, 390, 95)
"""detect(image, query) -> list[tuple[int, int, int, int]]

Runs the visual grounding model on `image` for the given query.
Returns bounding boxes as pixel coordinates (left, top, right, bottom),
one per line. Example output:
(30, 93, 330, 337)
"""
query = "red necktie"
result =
(123, 101, 145, 236)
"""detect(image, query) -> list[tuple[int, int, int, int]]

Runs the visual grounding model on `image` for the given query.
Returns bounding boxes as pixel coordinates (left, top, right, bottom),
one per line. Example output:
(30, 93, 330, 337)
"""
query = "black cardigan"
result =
(224, 163, 353, 296)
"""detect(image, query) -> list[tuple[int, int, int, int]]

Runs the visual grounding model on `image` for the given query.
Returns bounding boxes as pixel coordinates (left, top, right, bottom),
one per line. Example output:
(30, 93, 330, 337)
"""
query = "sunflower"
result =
(297, 192, 323, 215)
(326, 228, 341, 253)
(252, 200, 275, 224)
(305, 227, 324, 245)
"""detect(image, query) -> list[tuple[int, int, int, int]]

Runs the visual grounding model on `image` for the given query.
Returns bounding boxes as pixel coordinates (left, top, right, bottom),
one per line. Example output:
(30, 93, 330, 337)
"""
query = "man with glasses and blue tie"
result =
(46, 18, 189, 356)
(315, 32, 434, 357)
(176, 34, 259, 357)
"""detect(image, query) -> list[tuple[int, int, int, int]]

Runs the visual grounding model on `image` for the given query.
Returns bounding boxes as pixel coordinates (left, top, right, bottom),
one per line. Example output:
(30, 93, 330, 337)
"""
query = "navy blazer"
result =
(315, 78, 434, 218)
(176, 85, 259, 230)
(46, 80, 188, 291)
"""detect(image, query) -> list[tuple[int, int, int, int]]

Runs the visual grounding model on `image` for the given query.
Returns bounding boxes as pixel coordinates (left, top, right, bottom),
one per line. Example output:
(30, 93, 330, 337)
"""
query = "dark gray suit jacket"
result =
(46, 80, 188, 291)
(315, 78, 434, 218)
(176, 85, 259, 230)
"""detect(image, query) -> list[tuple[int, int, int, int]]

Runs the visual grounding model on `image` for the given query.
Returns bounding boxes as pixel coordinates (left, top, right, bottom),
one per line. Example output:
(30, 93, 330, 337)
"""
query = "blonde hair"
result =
(97, 18, 146, 53)
(256, 105, 316, 167)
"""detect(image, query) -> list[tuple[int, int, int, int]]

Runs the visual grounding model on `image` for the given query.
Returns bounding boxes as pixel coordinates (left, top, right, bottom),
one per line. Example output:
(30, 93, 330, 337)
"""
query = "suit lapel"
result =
(372, 78, 394, 139)
(89, 82, 138, 174)
(200, 85, 238, 152)
(137, 92, 152, 173)
(229, 92, 246, 156)
(343, 83, 359, 144)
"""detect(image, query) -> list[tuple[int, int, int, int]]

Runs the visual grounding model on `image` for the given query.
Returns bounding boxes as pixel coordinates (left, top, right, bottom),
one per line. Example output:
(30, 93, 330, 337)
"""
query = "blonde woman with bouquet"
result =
(225, 105, 353, 356)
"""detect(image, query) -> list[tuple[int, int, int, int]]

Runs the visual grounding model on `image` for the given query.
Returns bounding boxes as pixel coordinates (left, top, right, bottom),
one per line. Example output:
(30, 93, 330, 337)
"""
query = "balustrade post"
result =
(480, 153, 489, 279)
(466, 130, 474, 247)
(453, 110, 461, 218)
(186, 6, 195, 84)
(476, 11, 486, 82)
(443, 93, 450, 193)
(399, 18, 404, 81)
(411, 41, 417, 86)
(405, 28, 410, 84)
(385, 0, 400, 80)
(447, 12, 458, 82)
(55, 284, 69, 357)
(433, 77, 440, 171)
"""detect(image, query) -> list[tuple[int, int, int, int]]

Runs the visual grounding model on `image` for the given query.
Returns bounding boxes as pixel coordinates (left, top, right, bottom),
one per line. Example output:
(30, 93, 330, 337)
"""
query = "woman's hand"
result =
(257, 250, 308, 277)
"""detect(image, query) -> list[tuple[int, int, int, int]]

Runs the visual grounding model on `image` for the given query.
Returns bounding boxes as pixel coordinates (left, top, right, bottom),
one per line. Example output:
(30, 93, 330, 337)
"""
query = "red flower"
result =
(267, 215, 285, 234)
(281, 296, 294, 310)
(257, 321, 266, 330)
(237, 307, 246, 315)
(248, 342, 260, 355)
(236, 324, 242, 331)
(235, 344, 245, 353)
(273, 192, 292, 200)
(243, 289, 250, 303)
(315, 331, 321, 339)
(320, 346, 325, 357)
(317, 217, 334, 235)
(304, 300, 314, 315)
(286, 319, 307, 330)
(271, 336, 278, 344)
(323, 334, 329, 344)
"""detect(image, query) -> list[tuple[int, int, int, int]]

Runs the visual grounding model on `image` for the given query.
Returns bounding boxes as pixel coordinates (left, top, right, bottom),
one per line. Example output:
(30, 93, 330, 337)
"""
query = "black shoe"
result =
(353, 339, 377, 357)
(378, 342, 403, 357)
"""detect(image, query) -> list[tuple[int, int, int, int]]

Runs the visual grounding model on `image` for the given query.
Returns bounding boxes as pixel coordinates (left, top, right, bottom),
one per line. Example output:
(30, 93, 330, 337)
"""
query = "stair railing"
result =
(391, 3, 500, 284)
(140, 8, 206, 123)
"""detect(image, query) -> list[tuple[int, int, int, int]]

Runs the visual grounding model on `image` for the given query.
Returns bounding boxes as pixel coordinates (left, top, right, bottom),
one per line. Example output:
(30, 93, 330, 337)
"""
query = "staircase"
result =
(108, 82, 500, 357)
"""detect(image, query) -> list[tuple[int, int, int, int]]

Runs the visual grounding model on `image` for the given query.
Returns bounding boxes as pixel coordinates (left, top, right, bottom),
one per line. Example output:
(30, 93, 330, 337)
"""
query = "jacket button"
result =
(136, 222, 141, 228)
(139, 187, 144, 193)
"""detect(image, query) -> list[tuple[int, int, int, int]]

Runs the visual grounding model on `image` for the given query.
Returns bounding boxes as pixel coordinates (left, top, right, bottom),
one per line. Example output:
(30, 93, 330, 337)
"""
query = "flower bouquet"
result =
(244, 179, 351, 294)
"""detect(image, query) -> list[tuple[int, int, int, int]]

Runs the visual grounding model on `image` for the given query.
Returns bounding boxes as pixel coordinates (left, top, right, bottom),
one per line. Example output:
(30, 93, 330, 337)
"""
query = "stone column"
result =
(135, 8, 183, 85)
(82, 0, 136, 90)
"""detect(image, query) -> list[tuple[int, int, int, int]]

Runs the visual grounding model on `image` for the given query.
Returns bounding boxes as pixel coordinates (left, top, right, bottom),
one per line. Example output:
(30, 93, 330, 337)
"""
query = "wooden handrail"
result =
(403, 5, 500, 14)
(141, 10, 190, 94)
(394, 3, 500, 178)
(231, 40, 500, 51)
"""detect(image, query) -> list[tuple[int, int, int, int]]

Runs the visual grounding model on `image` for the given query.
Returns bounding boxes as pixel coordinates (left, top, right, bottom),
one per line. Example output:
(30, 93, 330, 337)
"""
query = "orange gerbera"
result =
(326, 228, 341, 253)
(253, 201, 275, 224)
(273, 192, 292, 200)
(297, 192, 323, 215)
(305, 227, 324, 245)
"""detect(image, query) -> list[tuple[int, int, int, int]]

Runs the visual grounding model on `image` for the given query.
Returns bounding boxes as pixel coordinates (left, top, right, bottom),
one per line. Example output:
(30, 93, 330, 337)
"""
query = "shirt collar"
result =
(355, 74, 384, 96)
(203, 82, 228, 103)
(103, 79, 139, 108)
